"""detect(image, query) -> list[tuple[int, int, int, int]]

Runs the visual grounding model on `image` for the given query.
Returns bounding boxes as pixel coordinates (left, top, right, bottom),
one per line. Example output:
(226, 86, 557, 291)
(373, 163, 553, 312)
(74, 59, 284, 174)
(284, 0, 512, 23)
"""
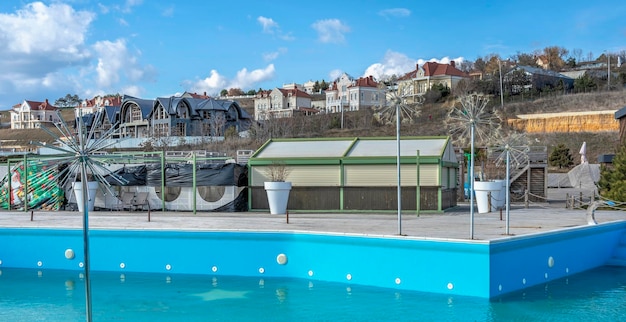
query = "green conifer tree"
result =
(598, 144, 626, 202)
(548, 143, 574, 169)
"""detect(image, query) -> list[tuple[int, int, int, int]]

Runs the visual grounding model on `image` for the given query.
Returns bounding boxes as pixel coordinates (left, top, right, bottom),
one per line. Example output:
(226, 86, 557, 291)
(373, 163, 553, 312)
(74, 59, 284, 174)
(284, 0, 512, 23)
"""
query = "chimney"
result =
(450, 61, 455, 68)
(416, 63, 419, 70)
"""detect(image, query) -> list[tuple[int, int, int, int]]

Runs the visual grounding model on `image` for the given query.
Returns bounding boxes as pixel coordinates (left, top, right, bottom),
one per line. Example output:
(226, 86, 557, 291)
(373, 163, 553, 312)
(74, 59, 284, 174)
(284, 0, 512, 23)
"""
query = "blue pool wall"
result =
(1, 221, 624, 299)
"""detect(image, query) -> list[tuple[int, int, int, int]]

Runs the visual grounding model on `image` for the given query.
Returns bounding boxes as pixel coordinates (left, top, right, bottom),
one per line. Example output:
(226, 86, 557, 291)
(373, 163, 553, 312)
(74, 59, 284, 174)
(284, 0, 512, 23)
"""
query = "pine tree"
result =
(548, 143, 574, 169)
(598, 144, 626, 202)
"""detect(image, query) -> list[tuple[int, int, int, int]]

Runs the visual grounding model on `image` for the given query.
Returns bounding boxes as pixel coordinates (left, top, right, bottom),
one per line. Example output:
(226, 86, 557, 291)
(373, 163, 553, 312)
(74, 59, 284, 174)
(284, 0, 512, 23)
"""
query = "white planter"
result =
(492, 179, 507, 210)
(73, 181, 99, 212)
(264, 181, 292, 215)
(474, 181, 501, 214)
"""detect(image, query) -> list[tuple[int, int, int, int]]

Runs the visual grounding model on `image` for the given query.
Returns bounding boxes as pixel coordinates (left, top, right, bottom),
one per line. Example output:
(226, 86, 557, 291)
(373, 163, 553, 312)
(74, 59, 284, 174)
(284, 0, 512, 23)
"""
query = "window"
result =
(130, 106, 142, 122)
(174, 123, 186, 136)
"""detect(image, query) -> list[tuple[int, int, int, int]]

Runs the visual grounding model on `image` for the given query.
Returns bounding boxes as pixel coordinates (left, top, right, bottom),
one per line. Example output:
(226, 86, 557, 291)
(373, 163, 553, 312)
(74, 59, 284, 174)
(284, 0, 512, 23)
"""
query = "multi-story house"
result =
(347, 76, 384, 111)
(119, 96, 154, 138)
(504, 65, 574, 93)
(76, 95, 123, 118)
(150, 96, 252, 137)
(254, 87, 313, 120)
(325, 73, 354, 114)
(397, 61, 469, 103)
(325, 74, 385, 113)
(10, 99, 61, 129)
(83, 94, 252, 140)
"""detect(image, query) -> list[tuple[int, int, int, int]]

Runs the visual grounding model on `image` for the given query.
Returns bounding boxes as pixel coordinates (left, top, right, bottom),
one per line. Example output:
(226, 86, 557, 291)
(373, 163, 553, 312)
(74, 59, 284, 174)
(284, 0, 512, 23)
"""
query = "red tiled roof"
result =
(423, 62, 468, 77)
(186, 92, 211, 99)
(278, 88, 312, 99)
(400, 62, 469, 80)
(349, 75, 379, 88)
(25, 99, 57, 111)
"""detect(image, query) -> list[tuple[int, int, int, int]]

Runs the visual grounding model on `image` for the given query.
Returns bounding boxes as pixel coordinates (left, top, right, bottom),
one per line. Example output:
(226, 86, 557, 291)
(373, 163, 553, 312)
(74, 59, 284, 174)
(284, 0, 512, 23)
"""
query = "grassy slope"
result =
(1, 92, 624, 167)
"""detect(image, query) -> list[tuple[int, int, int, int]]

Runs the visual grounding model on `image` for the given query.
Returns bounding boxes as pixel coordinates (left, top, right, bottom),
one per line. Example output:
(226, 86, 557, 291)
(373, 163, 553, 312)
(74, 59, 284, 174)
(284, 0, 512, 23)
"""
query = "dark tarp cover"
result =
(145, 163, 247, 187)
(104, 165, 147, 186)
(105, 163, 247, 187)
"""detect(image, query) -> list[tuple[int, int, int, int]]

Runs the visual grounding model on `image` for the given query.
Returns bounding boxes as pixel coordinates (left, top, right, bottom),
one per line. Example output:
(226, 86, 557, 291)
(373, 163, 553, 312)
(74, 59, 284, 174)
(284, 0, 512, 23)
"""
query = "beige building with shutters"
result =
(247, 136, 459, 213)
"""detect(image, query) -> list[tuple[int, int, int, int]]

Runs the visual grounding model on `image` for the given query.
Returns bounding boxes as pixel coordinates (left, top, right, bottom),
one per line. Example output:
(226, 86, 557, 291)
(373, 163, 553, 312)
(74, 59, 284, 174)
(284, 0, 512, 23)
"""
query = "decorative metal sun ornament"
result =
(373, 84, 423, 236)
(30, 109, 125, 322)
(446, 93, 502, 240)
(490, 132, 530, 171)
(489, 131, 530, 235)
(373, 88, 422, 125)
(32, 110, 127, 195)
(446, 93, 502, 147)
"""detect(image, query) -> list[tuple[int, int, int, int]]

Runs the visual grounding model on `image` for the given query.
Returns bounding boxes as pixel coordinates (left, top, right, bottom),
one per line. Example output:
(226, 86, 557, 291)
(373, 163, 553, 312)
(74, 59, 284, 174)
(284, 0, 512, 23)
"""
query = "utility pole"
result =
(499, 59, 504, 109)
(606, 51, 611, 91)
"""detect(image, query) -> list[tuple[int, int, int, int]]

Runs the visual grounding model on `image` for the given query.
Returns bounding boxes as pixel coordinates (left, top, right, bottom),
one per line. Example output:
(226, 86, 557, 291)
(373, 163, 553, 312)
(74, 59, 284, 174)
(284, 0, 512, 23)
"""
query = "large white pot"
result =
(473, 181, 501, 214)
(492, 179, 507, 210)
(72, 181, 99, 212)
(264, 181, 292, 215)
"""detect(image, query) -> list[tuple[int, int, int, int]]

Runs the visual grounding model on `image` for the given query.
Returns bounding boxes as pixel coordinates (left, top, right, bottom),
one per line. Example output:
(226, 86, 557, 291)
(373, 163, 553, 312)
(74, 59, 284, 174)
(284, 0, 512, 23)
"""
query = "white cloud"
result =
(378, 8, 411, 18)
(263, 48, 287, 62)
(0, 2, 93, 55)
(362, 50, 416, 80)
(258, 16, 279, 33)
(91, 39, 156, 89)
(311, 19, 350, 44)
(362, 50, 465, 80)
(187, 64, 275, 95)
(0, 2, 95, 108)
(257, 16, 295, 41)
(122, 0, 143, 13)
(329, 69, 343, 81)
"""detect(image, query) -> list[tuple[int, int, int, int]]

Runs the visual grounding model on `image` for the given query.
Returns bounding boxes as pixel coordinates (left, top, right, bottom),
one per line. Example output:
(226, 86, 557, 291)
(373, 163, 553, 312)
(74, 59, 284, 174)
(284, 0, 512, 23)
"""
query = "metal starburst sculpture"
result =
(446, 93, 501, 239)
(373, 89, 422, 125)
(374, 86, 422, 235)
(31, 109, 126, 322)
(489, 131, 530, 235)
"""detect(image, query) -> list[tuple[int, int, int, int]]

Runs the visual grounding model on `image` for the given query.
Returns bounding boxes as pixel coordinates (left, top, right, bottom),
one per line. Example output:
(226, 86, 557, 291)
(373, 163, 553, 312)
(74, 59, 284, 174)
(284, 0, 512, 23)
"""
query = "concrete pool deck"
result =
(1, 203, 625, 241)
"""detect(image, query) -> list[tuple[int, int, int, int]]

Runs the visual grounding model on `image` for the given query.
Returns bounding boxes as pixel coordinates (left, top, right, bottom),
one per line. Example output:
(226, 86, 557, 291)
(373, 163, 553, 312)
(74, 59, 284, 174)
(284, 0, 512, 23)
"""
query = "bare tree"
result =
(211, 113, 227, 136)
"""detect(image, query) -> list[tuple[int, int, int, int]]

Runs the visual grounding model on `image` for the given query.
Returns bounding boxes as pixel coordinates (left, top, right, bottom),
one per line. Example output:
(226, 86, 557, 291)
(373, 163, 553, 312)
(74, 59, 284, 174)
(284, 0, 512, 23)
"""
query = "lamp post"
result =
(469, 121, 475, 239)
(396, 99, 402, 235)
(340, 96, 344, 129)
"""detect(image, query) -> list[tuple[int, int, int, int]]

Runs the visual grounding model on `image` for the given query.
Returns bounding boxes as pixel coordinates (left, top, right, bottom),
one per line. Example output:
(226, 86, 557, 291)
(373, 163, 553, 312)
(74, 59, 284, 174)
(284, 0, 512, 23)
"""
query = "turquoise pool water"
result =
(1, 266, 625, 321)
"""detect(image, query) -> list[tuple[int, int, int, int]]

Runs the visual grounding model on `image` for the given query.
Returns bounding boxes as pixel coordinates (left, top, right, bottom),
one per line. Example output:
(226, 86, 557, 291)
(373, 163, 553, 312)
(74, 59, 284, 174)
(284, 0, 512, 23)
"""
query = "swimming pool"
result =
(1, 266, 625, 321)
(1, 222, 625, 299)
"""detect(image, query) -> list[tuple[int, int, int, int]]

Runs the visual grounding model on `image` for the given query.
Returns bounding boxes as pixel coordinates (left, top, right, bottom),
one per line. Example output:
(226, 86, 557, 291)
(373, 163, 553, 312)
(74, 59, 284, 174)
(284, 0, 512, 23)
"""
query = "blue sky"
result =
(0, 0, 624, 110)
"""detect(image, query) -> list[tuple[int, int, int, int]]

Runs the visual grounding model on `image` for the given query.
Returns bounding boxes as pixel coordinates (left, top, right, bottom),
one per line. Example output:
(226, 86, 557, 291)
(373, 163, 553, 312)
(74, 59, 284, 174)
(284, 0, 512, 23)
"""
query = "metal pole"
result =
(192, 152, 197, 214)
(78, 122, 93, 322)
(416, 150, 420, 217)
(505, 149, 510, 235)
(341, 97, 344, 129)
(80, 159, 93, 322)
(470, 123, 475, 239)
(606, 51, 611, 91)
(397, 103, 402, 235)
(499, 59, 504, 109)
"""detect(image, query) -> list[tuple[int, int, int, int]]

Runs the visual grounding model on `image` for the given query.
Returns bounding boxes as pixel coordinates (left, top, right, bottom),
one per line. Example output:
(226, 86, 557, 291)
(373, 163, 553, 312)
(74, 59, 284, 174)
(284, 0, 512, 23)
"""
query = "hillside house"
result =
(397, 62, 469, 103)
(76, 95, 123, 119)
(254, 87, 314, 120)
(325, 74, 385, 114)
(150, 96, 252, 137)
(10, 99, 61, 129)
(505, 66, 574, 93)
(325, 73, 354, 114)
